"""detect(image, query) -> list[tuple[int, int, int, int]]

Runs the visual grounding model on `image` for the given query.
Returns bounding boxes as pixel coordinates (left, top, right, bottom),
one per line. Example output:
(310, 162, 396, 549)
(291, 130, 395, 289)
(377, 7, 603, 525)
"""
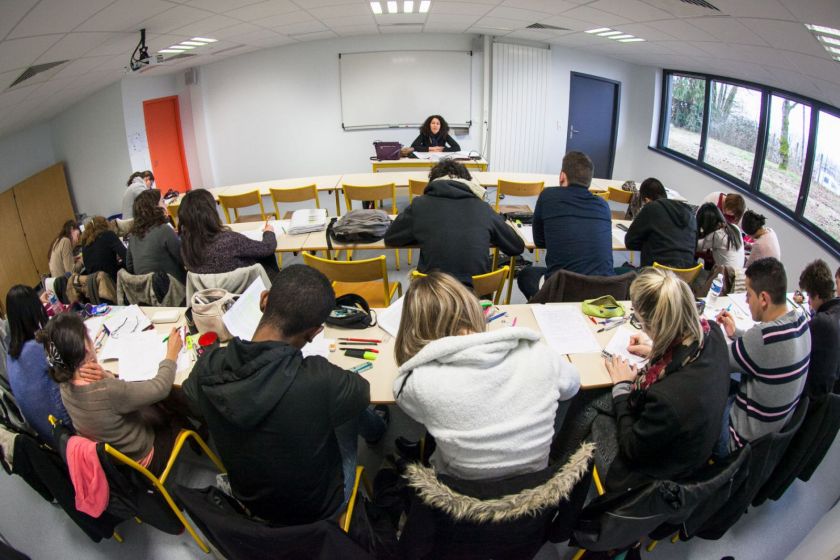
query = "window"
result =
(703, 81, 761, 183)
(662, 74, 705, 159)
(759, 96, 811, 212)
(804, 111, 840, 241)
(656, 70, 840, 255)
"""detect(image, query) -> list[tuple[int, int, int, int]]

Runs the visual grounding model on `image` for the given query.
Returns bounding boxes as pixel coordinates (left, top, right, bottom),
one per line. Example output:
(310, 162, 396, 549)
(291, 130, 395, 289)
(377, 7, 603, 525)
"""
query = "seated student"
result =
(38, 313, 184, 474)
(517, 151, 613, 300)
(394, 272, 580, 480)
(183, 265, 371, 525)
(742, 210, 780, 266)
(81, 216, 126, 283)
(798, 260, 840, 397)
(410, 115, 461, 153)
(48, 220, 82, 278)
(5, 286, 80, 445)
(715, 258, 811, 455)
(604, 268, 729, 490)
(703, 191, 746, 225)
(696, 203, 745, 269)
(624, 178, 697, 268)
(177, 189, 278, 276)
(385, 160, 524, 286)
(126, 189, 186, 284)
(121, 170, 154, 219)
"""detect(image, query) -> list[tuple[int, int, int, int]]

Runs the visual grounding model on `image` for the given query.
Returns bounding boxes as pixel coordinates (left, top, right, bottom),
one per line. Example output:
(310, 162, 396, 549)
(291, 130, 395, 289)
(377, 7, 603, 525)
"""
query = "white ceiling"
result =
(1, 0, 839, 139)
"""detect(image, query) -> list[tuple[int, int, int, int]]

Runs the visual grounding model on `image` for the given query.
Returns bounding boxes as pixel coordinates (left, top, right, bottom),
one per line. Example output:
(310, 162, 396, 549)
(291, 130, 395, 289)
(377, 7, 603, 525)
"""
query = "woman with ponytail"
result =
(696, 202, 745, 269)
(602, 267, 730, 491)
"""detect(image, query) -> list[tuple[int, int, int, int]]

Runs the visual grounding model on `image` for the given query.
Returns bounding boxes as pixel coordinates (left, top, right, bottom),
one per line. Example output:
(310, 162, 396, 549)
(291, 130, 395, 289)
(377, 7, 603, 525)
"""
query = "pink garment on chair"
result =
(67, 436, 110, 517)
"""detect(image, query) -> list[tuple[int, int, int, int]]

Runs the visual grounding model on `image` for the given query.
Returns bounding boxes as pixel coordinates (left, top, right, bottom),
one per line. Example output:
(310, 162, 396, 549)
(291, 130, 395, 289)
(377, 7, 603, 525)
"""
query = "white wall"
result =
(194, 33, 483, 187)
(50, 82, 132, 217)
(623, 66, 840, 287)
(0, 123, 56, 193)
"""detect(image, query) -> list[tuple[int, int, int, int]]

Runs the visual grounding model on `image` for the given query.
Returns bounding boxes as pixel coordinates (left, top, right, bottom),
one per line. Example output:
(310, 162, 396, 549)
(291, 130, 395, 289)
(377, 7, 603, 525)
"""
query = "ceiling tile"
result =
(272, 21, 329, 35)
(331, 25, 380, 36)
(778, 0, 840, 31)
(207, 22, 266, 39)
(76, 0, 175, 32)
(0, 69, 21, 90)
(307, 3, 372, 19)
(423, 13, 484, 26)
(740, 18, 826, 58)
(424, 23, 472, 32)
(218, 27, 281, 43)
(52, 55, 112, 79)
(554, 5, 631, 26)
(471, 16, 525, 31)
(379, 24, 424, 33)
(259, 11, 319, 28)
(138, 5, 217, 34)
(468, 26, 510, 35)
(320, 15, 378, 28)
(645, 18, 718, 41)
(0, 35, 63, 74)
(224, 0, 300, 21)
(504, 29, 555, 41)
(289, 0, 366, 6)
(429, 2, 495, 16)
(169, 14, 244, 37)
(588, 0, 673, 22)
(291, 30, 337, 42)
(8, 0, 112, 39)
(782, 51, 840, 84)
(484, 6, 552, 22)
(607, 22, 676, 41)
(185, 0, 265, 13)
(687, 16, 769, 46)
(710, 0, 794, 19)
(500, 0, 579, 15)
(538, 15, 607, 32)
(36, 32, 122, 64)
(0, 0, 38, 41)
(0, 85, 41, 112)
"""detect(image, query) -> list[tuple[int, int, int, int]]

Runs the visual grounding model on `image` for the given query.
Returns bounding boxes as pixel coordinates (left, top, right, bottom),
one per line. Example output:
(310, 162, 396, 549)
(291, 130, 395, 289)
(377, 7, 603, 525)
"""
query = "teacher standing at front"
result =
(411, 115, 461, 153)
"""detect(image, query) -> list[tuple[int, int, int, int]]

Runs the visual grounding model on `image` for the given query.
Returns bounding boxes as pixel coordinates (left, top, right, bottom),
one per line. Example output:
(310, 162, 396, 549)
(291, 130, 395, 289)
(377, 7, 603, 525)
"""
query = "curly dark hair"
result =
(420, 115, 449, 139)
(35, 312, 88, 384)
(799, 259, 835, 301)
(429, 160, 472, 182)
(740, 210, 766, 236)
(131, 189, 168, 239)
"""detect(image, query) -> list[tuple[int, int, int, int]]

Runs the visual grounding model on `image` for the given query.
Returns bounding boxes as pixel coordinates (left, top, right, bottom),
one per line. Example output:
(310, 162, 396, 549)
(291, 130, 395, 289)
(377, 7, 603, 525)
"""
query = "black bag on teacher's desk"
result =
(326, 294, 377, 329)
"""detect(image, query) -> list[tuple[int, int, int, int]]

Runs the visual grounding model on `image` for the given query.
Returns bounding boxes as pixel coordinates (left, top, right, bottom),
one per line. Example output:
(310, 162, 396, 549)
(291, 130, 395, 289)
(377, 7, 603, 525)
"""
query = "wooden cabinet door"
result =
(13, 163, 76, 276)
(0, 188, 39, 305)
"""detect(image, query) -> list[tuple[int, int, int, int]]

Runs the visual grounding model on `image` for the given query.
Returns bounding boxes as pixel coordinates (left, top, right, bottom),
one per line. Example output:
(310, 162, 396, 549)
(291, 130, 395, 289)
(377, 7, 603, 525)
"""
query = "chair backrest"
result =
(408, 179, 428, 200)
(411, 267, 509, 304)
(303, 253, 390, 305)
(607, 187, 633, 204)
(185, 263, 272, 301)
(529, 269, 637, 304)
(218, 190, 266, 223)
(495, 180, 544, 211)
(269, 185, 319, 219)
(653, 261, 703, 284)
(343, 183, 396, 213)
(594, 191, 610, 200)
(167, 202, 180, 227)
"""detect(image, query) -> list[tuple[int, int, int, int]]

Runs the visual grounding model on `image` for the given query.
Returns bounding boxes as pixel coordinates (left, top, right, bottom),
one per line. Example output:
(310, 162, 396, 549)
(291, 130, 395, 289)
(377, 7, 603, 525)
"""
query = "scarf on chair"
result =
(633, 318, 711, 392)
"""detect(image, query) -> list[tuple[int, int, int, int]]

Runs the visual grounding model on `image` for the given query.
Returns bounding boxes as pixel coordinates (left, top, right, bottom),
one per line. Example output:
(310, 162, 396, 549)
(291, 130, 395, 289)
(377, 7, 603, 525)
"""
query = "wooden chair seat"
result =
(333, 280, 401, 308)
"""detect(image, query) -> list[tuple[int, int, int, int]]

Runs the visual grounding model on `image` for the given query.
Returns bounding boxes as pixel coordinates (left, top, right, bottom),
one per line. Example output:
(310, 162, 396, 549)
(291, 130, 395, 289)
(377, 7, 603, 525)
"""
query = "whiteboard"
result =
(339, 50, 472, 130)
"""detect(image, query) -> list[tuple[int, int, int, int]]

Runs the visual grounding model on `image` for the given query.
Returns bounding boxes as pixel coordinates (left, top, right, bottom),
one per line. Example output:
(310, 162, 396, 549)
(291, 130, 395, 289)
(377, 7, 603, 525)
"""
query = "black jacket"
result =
(183, 338, 369, 525)
(82, 230, 126, 283)
(606, 325, 730, 491)
(807, 298, 840, 397)
(385, 179, 525, 285)
(411, 133, 460, 152)
(624, 199, 697, 268)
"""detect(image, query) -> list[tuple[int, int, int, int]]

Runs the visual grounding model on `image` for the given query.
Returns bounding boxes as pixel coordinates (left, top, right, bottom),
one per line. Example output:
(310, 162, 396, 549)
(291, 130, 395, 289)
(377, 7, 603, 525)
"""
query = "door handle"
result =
(569, 126, 581, 140)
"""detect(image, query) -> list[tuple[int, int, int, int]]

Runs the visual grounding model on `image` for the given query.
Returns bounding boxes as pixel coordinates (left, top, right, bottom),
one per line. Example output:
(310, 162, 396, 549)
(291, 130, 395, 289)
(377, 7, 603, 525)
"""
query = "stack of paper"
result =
(531, 306, 601, 355)
(289, 209, 328, 235)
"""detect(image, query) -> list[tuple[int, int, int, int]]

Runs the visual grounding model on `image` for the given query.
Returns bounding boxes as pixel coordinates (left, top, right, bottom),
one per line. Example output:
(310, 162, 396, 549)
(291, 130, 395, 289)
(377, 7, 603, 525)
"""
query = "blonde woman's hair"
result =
(395, 272, 486, 366)
(630, 267, 702, 360)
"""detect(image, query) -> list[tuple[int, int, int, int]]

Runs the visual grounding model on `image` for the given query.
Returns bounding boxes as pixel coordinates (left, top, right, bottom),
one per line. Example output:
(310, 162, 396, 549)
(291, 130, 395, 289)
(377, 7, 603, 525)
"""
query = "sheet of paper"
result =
(84, 315, 108, 339)
(603, 326, 648, 367)
(103, 305, 151, 337)
(113, 331, 192, 382)
(611, 228, 626, 246)
(518, 225, 534, 245)
(377, 296, 404, 338)
(302, 332, 333, 359)
(240, 229, 265, 242)
(222, 277, 268, 341)
(727, 292, 750, 316)
(531, 306, 602, 355)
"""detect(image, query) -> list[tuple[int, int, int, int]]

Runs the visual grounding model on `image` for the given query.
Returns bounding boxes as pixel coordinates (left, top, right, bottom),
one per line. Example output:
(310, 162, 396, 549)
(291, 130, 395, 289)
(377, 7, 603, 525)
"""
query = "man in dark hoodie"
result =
(385, 160, 525, 286)
(517, 151, 614, 300)
(183, 265, 370, 525)
(624, 178, 697, 268)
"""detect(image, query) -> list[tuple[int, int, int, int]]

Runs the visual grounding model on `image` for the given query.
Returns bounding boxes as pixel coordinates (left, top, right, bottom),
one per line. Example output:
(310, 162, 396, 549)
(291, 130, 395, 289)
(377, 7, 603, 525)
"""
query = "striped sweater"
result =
(727, 308, 811, 451)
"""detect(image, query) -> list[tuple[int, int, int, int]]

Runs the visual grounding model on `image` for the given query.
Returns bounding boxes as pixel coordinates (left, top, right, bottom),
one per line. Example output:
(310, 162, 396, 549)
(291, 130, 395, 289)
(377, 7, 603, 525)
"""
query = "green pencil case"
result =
(581, 295, 625, 319)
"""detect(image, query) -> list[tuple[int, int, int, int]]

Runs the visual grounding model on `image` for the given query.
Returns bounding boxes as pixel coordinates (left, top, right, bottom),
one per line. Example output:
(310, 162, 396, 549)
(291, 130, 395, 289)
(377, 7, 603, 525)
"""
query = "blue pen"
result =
(487, 311, 507, 323)
(726, 303, 732, 312)
(350, 362, 373, 374)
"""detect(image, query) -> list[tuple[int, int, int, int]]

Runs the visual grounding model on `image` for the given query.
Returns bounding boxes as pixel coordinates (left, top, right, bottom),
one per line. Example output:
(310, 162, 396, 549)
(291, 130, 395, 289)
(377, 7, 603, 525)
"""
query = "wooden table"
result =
(372, 158, 488, 172)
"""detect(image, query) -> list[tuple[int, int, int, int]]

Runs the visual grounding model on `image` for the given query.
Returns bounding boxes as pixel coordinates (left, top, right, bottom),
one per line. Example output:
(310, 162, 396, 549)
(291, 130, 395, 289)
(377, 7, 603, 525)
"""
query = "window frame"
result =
(654, 69, 840, 257)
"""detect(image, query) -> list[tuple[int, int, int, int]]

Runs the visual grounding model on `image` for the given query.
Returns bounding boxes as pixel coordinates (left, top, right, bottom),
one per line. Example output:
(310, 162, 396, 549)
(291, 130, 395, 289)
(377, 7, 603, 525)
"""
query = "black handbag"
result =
(325, 294, 377, 329)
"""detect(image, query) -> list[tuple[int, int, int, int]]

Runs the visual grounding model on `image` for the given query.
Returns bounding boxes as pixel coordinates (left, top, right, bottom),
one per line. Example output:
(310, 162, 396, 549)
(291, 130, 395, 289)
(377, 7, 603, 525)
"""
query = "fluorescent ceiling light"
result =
(158, 49, 184, 54)
(619, 37, 645, 42)
(598, 30, 622, 36)
(164, 46, 187, 51)
(172, 44, 195, 49)
(370, 1, 382, 14)
(608, 34, 634, 40)
(826, 46, 840, 54)
(419, 0, 431, 13)
(806, 24, 840, 38)
(585, 27, 611, 34)
(818, 35, 840, 46)
(387, 1, 398, 13)
(180, 41, 205, 46)
(190, 37, 217, 43)
(404, 0, 414, 12)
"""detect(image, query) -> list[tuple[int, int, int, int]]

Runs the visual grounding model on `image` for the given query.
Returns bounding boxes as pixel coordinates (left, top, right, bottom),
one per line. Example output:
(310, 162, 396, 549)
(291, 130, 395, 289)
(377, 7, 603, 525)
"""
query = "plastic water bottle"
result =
(707, 273, 724, 307)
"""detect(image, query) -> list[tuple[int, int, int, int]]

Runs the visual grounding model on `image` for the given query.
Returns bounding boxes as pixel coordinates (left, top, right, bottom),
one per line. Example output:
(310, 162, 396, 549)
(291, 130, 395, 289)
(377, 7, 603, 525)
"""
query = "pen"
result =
(339, 347, 379, 353)
(587, 316, 597, 325)
(597, 318, 628, 333)
(487, 311, 507, 323)
(350, 362, 373, 374)
(338, 338, 382, 343)
(512, 317, 517, 327)
(725, 304, 732, 312)
(335, 341, 377, 346)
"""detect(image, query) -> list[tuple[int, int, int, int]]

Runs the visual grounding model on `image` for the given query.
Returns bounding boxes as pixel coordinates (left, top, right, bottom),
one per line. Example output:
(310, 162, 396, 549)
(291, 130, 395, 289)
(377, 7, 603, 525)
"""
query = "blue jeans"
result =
(334, 406, 388, 502)
(517, 266, 548, 301)
(714, 394, 736, 458)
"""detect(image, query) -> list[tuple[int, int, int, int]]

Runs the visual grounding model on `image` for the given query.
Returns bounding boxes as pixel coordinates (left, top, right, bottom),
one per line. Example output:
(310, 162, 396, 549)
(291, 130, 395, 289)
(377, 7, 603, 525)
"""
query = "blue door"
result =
(567, 73, 620, 179)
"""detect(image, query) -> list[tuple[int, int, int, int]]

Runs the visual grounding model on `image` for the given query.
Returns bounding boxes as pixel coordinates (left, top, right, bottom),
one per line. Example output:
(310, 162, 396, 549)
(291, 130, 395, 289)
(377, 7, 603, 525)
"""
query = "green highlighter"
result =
(345, 349, 377, 360)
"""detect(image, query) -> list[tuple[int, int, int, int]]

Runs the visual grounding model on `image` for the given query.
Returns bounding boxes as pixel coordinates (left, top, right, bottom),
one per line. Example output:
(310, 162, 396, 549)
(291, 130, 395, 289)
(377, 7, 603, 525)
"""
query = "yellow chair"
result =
(218, 190, 273, 224)
(406, 179, 428, 266)
(269, 185, 321, 266)
(653, 261, 703, 285)
(594, 191, 610, 200)
(303, 252, 402, 307)
(166, 201, 180, 227)
(342, 183, 400, 270)
(494, 180, 544, 267)
(607, 186, 633, 204)
(410, 266, 509, 304)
